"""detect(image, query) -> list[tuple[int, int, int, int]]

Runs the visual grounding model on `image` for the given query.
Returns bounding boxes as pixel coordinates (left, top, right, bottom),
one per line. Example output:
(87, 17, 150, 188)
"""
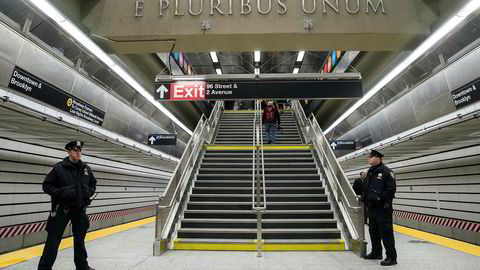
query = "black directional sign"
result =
(8, 66, 105, 126)
(155, 80, 362, 101)
(451, 78, 480, 109)
(330, 140, 356, 151)
(147, 134, 177, 146)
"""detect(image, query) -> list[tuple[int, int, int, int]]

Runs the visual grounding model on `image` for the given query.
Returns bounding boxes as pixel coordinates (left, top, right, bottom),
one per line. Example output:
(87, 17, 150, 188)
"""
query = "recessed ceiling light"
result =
(210, 51, 219, 63)
(297, 51, 306, 62)
(254, 51, 261, 63)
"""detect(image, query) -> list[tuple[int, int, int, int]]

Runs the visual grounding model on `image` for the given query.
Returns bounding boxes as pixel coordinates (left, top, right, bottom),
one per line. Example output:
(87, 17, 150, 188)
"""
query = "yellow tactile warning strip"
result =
(206, 145, 256, 151)
(173, 239, 345, 251)
(0, 217, 155, 268)
(223, 110, 294, 114)
(205, 145, 313, 151)
(394, 225, 480, 257)
(224, 110, 262, 113)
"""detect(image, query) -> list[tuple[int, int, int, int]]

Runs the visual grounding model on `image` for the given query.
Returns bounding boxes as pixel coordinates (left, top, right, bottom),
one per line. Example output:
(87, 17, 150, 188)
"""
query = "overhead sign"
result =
(148, 134, 177, 146)
(155, 80, 362, 101)
(451, 78, 480, 110)
(330, 140, 356, 151)
(8, 67, 105, 126)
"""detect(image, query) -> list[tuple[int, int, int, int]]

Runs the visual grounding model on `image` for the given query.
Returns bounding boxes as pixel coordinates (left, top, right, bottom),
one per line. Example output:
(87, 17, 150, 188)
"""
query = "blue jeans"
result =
(265, 123, 277, 144)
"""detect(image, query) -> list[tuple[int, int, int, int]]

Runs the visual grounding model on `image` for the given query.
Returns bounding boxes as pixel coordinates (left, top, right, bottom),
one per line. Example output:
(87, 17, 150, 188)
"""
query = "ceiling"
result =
(187, 51, 329, 75)
(20, 0, 475, 144)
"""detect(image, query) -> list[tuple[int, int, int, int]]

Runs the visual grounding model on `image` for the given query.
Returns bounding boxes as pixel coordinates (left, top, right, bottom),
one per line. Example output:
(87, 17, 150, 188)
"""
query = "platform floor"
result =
(4, 222, 480, 270)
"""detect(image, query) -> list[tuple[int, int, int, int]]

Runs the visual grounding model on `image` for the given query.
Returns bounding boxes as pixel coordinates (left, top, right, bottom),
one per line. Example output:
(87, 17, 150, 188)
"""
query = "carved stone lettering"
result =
(159, 0, 170, 16)
(277, 0, 287, 14)
(345, 0, 360, 14)
(241, 0, 252, 14)
(175, 0, 184, 15)
(146, 0, 389, 16)
(367, 0, 386, 14)
(210, 0, 224, 15)
(257, 0, 272, 14)
(135, 0, 144, 17)
(323, 0, 339, 13)
(189, 0, 203, 15)
(302, 0, 316, 14)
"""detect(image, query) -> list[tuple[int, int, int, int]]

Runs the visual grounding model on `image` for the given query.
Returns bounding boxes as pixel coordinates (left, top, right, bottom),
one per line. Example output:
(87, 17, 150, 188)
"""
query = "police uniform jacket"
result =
(43, 157, 97, 208)
(362, 162, 396, 208)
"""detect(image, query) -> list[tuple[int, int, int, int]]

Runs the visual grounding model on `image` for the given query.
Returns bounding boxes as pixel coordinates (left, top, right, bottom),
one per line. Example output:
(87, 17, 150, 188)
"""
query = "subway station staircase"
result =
(154, 102, 365, 256)
(172, 110, 345, 251)
(214, 111, 303, 145)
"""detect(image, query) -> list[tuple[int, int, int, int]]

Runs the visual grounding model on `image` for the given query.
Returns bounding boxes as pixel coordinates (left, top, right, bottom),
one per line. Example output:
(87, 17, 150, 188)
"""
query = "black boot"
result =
(364, 253, 382, 260)
(380, 258, 397, 266)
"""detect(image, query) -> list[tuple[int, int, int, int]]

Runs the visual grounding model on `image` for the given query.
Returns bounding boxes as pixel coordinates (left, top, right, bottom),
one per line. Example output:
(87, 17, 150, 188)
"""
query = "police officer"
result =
(38, 140, 96, 270)
(363, 150, 397, 266)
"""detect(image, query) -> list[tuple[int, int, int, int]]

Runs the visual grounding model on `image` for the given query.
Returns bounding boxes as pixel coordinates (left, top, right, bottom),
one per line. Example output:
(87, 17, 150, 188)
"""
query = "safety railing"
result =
(292, 100, 312, 141)
(291, 100, 366, 256)
(252, 100, 267, 257)
(153, 101, 224, 255)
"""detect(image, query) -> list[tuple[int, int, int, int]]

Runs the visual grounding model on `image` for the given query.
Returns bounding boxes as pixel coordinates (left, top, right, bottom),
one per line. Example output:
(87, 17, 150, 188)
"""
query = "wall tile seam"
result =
(0, 144, 172, 175)
(0, 205, 155, 239)
(393, 210, 480, 233)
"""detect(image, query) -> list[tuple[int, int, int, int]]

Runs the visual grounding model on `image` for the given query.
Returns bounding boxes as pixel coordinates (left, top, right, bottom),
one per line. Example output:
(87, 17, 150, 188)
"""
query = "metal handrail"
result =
(307, 114, 362, 242)
(159, 114, 207, 209)
(292, 100, 308, 128)
(154, 102, 223, 254)
(251, 102, 257, 208)
(259, 102, 266, 210)
(252, 100, 267, 258)
(309, 114, 361, 210)
(206, 101, 224, 142)
(253, 100, 267, 211)
(289, 100, 365, 256)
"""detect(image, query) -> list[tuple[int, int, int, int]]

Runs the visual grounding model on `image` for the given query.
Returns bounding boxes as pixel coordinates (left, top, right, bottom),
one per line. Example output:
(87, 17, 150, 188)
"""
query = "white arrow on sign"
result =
(156, 85, 169, 99)
(330, 142, 338, 150)
(148, 136, 156, 145)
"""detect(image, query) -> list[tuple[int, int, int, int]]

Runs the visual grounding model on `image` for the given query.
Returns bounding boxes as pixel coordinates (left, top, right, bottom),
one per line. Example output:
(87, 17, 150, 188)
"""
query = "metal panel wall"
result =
(0, 137, 172, 254)
(336, 42, 480, 147)
(0, 21, 187, 158)
(343, 145, 480, 244)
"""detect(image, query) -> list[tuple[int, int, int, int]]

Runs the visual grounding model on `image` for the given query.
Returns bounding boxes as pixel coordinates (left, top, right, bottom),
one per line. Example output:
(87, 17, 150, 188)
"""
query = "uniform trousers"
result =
(38, 206, 90, 270)
(368, 206, 397, 260)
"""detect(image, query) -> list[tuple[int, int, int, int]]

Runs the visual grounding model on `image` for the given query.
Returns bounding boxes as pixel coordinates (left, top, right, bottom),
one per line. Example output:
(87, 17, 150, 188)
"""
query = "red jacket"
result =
(262, 106, 281, 125)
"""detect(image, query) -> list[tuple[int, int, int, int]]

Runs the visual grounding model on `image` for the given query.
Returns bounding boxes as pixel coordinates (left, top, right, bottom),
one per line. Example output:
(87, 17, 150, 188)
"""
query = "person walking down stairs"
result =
(262, 101, 281, 144)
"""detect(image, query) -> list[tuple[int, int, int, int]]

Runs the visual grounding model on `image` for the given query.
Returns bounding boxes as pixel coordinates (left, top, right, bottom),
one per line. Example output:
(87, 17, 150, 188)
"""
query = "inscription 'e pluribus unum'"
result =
(134, 0, 386, 17)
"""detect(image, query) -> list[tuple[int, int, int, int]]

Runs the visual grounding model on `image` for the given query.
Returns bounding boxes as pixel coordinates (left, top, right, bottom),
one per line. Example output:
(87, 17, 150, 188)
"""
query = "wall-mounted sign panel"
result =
(451, 78, 480, 110)
(8, 67, 105, 126)
(330, 140, 356, 151)
(155, 80, 362, 101)
(148, 134, 177, 145)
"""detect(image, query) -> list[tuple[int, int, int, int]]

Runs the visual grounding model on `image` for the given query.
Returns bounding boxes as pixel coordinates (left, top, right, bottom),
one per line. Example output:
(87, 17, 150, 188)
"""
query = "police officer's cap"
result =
(65, 140, 84, 150)
(369, 149, 384, 158)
